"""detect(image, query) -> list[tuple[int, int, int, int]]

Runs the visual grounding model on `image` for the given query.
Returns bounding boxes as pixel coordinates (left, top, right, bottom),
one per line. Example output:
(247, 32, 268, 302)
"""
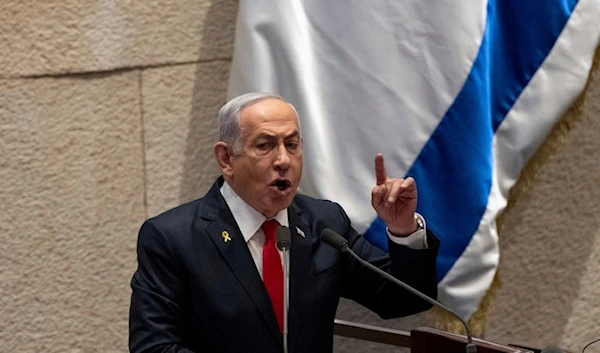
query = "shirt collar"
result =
(220, 181, 289, 243)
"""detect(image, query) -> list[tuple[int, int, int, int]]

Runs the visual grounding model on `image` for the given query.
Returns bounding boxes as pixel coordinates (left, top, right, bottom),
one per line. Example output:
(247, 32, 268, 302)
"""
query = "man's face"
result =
(227, 98, 303, 218)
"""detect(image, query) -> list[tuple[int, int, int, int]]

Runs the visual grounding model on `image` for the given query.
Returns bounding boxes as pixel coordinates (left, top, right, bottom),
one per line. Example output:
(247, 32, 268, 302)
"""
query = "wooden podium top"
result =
(334, 320, 534, 353)
(411, 327, 532, 353)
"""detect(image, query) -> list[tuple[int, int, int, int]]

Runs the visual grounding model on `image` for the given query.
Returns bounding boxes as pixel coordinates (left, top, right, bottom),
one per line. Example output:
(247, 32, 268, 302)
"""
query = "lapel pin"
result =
(296, 227, 305, 238)
(222, 230, 232, 243)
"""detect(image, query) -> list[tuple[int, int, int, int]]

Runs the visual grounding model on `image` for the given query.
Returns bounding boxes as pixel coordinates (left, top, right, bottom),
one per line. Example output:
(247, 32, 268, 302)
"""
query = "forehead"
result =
(239, 98, 299, 135)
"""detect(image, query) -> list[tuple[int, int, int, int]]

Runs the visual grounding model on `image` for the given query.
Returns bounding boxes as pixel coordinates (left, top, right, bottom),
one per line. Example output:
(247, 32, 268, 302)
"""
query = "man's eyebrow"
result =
(253, 131, 300, 141)
(253, 133, 277, 141)
(284, 131, 301, 139)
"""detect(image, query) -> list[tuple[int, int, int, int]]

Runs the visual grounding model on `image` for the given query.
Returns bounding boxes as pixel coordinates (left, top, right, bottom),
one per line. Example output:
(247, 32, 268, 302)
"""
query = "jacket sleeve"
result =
(129, 220, 199, 353)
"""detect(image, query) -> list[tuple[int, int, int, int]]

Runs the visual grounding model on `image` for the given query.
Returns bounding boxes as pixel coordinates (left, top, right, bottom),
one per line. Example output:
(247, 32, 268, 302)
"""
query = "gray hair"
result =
(218, 92, 301, 153)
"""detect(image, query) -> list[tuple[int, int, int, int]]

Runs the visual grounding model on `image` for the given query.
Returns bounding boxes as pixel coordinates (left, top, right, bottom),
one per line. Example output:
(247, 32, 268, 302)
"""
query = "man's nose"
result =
(274, 143, 291, 170)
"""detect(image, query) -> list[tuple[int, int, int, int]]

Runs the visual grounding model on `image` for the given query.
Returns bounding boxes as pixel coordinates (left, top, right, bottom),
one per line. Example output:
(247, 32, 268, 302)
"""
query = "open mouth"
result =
(272, 179, 292, 191)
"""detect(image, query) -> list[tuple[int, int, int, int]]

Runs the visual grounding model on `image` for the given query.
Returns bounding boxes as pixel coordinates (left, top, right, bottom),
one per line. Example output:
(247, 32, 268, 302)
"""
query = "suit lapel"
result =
(287, 203, 313, 352)
(197, 180, 283, 344)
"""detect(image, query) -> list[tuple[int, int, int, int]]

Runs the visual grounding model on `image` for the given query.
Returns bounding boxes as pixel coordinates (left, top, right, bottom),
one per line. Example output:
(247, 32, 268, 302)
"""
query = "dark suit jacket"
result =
(129, 177, 439, 353)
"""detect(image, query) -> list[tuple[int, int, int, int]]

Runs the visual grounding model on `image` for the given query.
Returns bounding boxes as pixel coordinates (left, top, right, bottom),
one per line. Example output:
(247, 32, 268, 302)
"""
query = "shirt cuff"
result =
(387, 213, 429, 249)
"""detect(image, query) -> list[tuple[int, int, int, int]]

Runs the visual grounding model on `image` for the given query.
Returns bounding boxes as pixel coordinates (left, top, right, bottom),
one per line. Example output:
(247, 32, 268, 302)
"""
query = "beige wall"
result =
(1, 1, 598, 352)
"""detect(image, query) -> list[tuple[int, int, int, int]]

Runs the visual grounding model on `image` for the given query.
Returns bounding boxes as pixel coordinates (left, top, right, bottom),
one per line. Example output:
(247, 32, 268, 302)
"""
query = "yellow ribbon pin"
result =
(222, 231, 232, 243)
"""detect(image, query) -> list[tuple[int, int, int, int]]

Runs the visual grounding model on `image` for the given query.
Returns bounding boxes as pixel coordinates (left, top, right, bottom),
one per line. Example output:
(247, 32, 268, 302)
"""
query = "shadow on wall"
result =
(179, 0, 238, 202)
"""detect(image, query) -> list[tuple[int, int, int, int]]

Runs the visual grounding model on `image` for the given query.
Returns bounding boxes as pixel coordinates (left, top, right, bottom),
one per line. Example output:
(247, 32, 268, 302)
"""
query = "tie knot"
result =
(262, 219, 279, 242)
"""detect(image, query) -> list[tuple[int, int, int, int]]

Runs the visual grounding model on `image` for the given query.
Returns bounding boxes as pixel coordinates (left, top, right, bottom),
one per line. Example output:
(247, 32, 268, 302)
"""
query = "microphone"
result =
(320, 228, 477, 353)
(276, 226, 292, 353)
(276, 226, 291, 251)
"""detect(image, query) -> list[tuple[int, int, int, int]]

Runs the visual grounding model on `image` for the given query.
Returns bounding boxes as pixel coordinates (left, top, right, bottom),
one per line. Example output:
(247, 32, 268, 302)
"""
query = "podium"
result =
(334, 320, 534, 353)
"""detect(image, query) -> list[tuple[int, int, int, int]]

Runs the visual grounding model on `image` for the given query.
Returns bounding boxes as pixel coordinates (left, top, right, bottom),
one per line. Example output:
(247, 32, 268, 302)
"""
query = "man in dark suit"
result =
(129, 93, 439, 353)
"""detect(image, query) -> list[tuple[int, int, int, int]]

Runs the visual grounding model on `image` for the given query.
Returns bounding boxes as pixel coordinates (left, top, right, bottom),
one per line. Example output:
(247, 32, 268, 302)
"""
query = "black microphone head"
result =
(541, 345, 563, 353)
(276, 226, 292, 251)
(320, 228, 349, 252)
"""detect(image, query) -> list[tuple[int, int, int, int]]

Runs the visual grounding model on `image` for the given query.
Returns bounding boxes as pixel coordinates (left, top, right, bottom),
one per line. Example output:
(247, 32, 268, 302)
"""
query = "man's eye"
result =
(256, 142, 269, 150)
(286, 142, 299, 150)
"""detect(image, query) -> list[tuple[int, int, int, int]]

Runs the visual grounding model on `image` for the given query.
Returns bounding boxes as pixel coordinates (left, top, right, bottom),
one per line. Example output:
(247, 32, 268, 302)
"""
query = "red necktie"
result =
(262, 219, 283, 333)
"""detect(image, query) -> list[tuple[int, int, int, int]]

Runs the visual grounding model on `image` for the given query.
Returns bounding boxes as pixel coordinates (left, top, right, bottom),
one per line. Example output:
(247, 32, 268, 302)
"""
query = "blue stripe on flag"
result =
(365, 0, 578, 282)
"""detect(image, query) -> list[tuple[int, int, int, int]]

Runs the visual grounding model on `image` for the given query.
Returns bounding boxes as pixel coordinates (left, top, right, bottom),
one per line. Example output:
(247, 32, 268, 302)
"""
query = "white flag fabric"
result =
(227, 0, 600, 319)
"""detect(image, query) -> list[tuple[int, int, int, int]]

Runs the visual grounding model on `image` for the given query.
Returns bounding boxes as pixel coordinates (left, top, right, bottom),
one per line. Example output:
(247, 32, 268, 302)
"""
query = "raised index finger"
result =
(374, 153, 387, 185)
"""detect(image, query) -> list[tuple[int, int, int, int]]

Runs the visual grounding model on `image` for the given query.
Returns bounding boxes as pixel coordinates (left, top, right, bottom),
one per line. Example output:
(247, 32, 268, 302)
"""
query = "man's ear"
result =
(214, 142, 234, 177)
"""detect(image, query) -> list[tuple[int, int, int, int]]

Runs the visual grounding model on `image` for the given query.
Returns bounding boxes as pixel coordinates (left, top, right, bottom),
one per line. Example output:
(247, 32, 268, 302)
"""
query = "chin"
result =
(276, 199, 293, 209)
(271, 198, 293, 214)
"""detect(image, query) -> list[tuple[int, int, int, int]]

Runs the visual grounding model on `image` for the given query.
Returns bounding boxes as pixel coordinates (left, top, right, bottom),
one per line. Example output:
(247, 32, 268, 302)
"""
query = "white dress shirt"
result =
(220, 181, 428, 278)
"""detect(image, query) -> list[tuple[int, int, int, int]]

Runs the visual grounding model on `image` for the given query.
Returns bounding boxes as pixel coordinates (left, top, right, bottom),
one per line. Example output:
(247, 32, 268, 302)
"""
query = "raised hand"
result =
(371, 154, 418, 236)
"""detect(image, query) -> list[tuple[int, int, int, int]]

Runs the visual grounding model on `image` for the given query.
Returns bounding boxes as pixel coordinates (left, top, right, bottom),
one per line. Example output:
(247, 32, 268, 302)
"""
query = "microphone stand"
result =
(347, 247, 476, 353)
(276, 226, 292, 353)
(282, 249, 290, 353)
(320, 228, 477, 353)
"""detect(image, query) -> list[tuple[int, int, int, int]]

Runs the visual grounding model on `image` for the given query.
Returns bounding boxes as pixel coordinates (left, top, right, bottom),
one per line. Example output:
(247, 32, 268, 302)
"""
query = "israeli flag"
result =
(227, 0, 600, 319)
